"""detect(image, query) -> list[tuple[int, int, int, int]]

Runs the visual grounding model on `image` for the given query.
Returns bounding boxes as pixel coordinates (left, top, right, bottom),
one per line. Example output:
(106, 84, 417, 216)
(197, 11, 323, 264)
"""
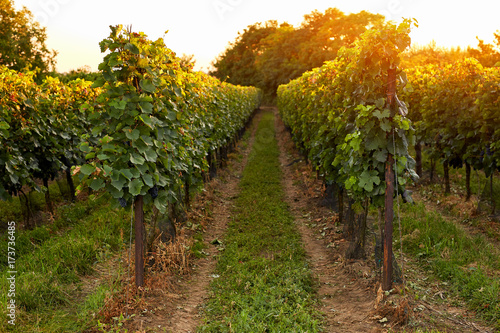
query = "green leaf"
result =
(133, 138, 149, 154)
(136, 163, 149, 175)
(144, 149, 158, 162)
(108, 185, 124, 199)
(154, 191, 168, 213)
(103, 165, 113, 175)
(166, 111, 177, 121)
(85, 152, 96, 160)
(345, 176, 357, 190)
(380, 119, 392, 132)
(110, 99, 127, 110)
(124, 43, 140, 54)
(129, 178, 143, 196)
(140, 101, 153, 114)
(140, 79, 156, 93)
(111, 176, 127, 190)
(365, 132, 386, 150)
(80, 164, 96, 176)
(358, 170, 381, 192)
(142, 174, 154, 187)
(90, 178, 105, 191)
(140, 115, 154, 129)
(80, 142, 92, 153)
(91, 78, 106, 88)
(9, 173, 19, 184)
(97, 153, 110, 161)
(129, 168, 141, 179)
(375, 98, 385, 109)
(120, 169, 133, 180)
(373, 109, 390, 120)
(130, 153, 145, 165)
(374, 150, 388, 163)
(0, 121, 10, 130)
(91, 125, 105, 136)
(102, 143, 117, 153)
(400, 118, 410, 131)
(125, 129, 140, 141)
(101, 135, 114, 144)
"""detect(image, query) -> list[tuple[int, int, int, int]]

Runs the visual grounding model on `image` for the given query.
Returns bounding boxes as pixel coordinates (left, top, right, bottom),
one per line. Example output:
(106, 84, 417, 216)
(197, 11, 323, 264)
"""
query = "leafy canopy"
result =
(0, 0, 57, 78)
(210, 8, 384, 101)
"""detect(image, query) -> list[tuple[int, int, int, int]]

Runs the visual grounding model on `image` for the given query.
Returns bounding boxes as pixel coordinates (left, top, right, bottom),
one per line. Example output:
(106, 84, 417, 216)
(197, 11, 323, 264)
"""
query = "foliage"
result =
(210, 21, 279, 92)
(278, 20, 417, 206)
(0, 66, 96, 201)
(178, 53, 196, 71)
(79, 25, 261, 212)
(467, 31, 500, 67)
(402, 60, 500, 177)
(0, 0, 57, 78)
(211, 8, 384, 101)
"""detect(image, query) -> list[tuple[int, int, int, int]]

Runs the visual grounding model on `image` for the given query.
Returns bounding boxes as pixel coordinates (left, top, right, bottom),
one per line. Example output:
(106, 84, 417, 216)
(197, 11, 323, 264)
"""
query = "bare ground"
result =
(96, 107, 496, 333)
(274, 109, 383, 333)
(273, 107, 496, 333)
(117, 110, 262, 333)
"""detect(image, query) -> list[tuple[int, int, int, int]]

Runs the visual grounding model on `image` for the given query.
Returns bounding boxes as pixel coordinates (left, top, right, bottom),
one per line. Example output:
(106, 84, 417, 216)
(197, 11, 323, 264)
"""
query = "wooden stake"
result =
(383, 66, 397, 291)
(134, 195, 145, 287)
(383, 153, 395, 291)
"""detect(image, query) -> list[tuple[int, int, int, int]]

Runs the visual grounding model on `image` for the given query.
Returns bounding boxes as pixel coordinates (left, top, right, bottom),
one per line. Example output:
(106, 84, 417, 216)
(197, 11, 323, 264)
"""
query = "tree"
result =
(467, 31, 500, 67)
(0, 0, 56, 77)
(210, 8, 384, 102)
(298, 9, 384, 70)
(210, 21, 279, 89)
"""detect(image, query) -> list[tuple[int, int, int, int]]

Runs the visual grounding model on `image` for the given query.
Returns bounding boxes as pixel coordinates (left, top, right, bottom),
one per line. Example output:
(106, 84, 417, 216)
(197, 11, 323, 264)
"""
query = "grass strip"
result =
(398, 201, 500, 328)
(0, 193, 129, 332)
(199, 111, 321, 332)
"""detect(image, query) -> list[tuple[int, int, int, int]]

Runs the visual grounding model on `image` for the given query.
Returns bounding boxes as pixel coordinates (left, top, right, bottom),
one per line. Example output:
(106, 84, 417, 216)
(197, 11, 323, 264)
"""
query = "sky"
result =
(13, 0, 500, 73)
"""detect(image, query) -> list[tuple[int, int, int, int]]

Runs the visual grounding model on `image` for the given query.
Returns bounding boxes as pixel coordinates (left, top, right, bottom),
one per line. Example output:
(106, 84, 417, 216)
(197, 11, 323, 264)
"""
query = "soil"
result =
(101, 107, 497, 333)
(118, 110, 263, 333)
(274, 108, 383, 333)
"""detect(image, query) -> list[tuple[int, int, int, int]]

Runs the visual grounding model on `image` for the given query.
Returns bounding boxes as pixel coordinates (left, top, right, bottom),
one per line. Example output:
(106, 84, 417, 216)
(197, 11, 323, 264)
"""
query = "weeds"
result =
(398, 201, 500, 328)
(0, 193, 129, 332)
(198, 111, 321, 332)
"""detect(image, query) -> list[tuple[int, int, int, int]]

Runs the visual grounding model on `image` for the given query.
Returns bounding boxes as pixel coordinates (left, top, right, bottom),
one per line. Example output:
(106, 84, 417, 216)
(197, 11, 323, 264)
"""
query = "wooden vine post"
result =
(383, 66, 397, 291)
(134, 195, 145, 287)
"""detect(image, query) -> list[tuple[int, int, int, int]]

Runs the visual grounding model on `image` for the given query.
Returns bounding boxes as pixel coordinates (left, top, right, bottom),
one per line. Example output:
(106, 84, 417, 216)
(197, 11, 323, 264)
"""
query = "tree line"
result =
(210, 7, 500, 102)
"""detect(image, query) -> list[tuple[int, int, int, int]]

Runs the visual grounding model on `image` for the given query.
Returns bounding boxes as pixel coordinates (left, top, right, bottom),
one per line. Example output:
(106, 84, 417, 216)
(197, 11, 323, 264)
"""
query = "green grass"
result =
(398, 201, 500, 329)
(0, 193, 129, 332)
(198, 111, 321, 332)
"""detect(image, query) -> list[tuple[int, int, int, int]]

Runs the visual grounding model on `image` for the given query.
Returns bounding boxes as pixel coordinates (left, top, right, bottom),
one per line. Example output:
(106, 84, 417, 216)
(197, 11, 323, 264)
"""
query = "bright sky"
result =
(13, 0, 500, 73)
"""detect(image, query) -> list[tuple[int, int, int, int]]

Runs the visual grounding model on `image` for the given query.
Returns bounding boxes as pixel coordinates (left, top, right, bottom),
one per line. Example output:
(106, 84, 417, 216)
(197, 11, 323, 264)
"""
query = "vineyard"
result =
(1, 10, 500, 333)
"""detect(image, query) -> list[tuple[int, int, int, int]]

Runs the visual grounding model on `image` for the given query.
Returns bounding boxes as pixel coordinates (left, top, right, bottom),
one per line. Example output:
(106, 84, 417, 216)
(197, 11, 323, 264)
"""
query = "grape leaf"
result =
(129, 178, 144, 196)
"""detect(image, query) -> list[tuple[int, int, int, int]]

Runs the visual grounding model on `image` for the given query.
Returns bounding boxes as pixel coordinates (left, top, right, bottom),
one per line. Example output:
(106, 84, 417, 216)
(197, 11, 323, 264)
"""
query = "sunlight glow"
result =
(12, 0, 500, 73)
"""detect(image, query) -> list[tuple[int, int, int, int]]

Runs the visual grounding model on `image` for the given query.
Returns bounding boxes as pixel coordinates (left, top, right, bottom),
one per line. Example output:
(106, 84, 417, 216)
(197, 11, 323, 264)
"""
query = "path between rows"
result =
(124, 107, 382, 332)
(163, 111, 262, 333)
(274, 109, 381, 333)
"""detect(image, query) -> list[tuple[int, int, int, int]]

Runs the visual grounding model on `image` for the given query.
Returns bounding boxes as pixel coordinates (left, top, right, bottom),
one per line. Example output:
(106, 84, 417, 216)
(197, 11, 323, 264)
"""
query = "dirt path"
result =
(118, 107, 495, 333)
(274, 109, 383, 333)
(121, 108, 383, 332)
(164, 116, 261, 333)
(120, 111, 263, 333)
